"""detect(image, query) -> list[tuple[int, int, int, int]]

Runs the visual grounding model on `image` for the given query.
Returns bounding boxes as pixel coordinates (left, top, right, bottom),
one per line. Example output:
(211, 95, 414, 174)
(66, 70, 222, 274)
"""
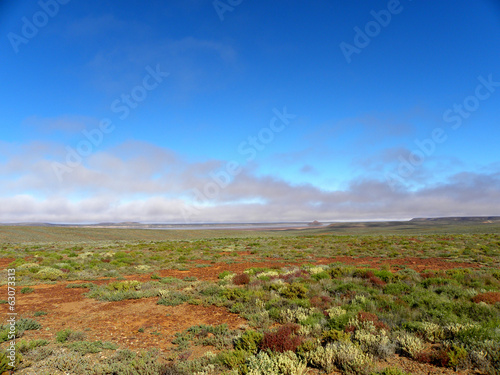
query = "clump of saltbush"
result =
(245, 350, 307, 375)
(33, 267, 66, 281)
(234, 330, 263, 354)
(396, 332, 425, 359)
(304, 341, 374, 374)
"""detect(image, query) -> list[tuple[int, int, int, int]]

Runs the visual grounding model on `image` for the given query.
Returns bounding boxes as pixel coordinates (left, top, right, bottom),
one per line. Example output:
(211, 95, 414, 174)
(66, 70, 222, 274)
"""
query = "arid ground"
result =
(1, 224, 499, 374)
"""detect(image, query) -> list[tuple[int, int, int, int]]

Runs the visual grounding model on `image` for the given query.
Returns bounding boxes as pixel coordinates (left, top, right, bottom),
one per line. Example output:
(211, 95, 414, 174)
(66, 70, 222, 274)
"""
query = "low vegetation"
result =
(0, 231, 499, 374)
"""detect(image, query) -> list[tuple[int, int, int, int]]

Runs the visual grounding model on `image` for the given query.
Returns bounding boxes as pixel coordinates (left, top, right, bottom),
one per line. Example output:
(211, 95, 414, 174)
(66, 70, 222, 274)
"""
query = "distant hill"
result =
(1, 216, 499, 231)
(314, 216, 500, 235)
(410, 216, 500, 223)
(1, 216, 499, 242)
(308, 220, 323, 227)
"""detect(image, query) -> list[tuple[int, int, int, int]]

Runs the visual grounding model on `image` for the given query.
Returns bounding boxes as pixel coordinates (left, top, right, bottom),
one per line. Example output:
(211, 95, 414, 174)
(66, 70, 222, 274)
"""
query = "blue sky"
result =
(0, 0, 499, 223)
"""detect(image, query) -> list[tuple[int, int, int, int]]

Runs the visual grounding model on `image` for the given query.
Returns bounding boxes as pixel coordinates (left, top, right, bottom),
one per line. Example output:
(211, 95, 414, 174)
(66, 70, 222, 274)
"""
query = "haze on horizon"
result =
(1, 0, 499, 223)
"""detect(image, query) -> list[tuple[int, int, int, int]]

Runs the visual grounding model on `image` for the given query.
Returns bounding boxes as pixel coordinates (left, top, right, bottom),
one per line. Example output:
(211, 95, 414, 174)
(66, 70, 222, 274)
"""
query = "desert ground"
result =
(1, 220, 499, 375)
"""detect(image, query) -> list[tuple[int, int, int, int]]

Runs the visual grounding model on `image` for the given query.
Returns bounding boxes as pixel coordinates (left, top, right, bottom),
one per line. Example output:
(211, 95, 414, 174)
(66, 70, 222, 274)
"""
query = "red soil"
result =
(0, 255, 483, 360)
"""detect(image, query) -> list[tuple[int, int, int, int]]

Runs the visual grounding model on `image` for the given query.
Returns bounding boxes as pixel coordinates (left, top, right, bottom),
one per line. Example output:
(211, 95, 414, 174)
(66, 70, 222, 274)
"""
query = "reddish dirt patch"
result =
(12, 282, 246, 352)
(472, 291, 500, 304)
(156, 261, 289, 281)
(0, 254, 481, 278)
(1, 255, 482, 357)
(155, 256, 481, 282)
(0, 257, 15, 269)
(408, 237, 423, 243)
(313, 256, 481, 272)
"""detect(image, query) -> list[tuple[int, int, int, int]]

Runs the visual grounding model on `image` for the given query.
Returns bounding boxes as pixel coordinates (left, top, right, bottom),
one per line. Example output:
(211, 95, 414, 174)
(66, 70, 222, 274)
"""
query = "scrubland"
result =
(0, 228, 499, 374)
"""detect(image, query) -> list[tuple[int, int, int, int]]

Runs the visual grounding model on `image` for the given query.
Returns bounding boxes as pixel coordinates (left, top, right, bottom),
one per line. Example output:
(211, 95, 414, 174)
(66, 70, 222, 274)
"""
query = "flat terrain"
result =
(1, 216, 500, 242)
(0, 222, 499, 374)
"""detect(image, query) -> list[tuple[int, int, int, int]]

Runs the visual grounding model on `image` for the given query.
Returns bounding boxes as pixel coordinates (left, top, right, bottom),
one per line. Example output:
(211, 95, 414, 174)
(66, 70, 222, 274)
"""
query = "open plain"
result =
(0, 220, 499, 374)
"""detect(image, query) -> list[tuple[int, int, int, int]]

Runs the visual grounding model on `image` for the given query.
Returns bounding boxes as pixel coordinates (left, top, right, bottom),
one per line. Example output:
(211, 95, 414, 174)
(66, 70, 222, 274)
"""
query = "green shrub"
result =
(85, 281, 158, 302)
(16, 318, 41, 332)
(0, 326, 15, 343)
(158, 292, 190, 306)
(321, 329, 351, 344)
(280, 307, 315, 324)
(18, 264, 42, 276)
(56, 329, 85, 343)
(304, 341, 374, 374)
(403, 321, 443, 342)
(296, 338, 319, 357)
(327, 266, 351, 279)
(216, 349, 248, 370)
(374, 270, 396, 283)
(245, 350, 307, 375)
(0, 350, 21, 373)
(491, 270, 500, 280)
(34, 267, 66, 280)
(20, 287, 35, 294)
(172, 332, 191, 351)
(446, 344, 468, 369)
(353, 329, 395, 360)
(160, 276, 184, 284)
(229, 302, 245, 314)
(421, 277, 456, 288)
(383, 283, 411, 295)
(66, 340, 118, 354)
(188, 324, 235, 350)
(300, 312, 325, 327)
(396, 332, 424, 358)
(43, 349, 91, 372)
(268, 307, 282, 322)
(200, 284, 222, 296)
(452, 300, 497, 322)
(434, 284, 470, 299)
(480, 339, 500, 374)
(221, 287, 249, 301)
(396, 268, 421, 282)
(327, 311, 355, 331)
(443, 322, 480, 340)
(234, 330, 264, 353)
(446, 268, 472, 280)
(16, 339, 48, 353)
(289, 298, 311, 308)
(66, 282, 95, 288)
(218, 270, 234, 279)
(454, 320, 500, 344)
(280, 283, 308, 299)
(311, 271, 330, 281)
(106, 280, 141, 291)
(334, 282, 366, 295)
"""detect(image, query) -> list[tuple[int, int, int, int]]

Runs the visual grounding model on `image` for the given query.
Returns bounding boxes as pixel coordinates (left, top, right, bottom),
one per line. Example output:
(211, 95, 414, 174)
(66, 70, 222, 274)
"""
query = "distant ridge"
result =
(1, 216, 500, 242)
(308, 220, 323, 227)
(410, 216, 500, 222)
(323, 216, 500, 231)
(1, 216, 499, 228)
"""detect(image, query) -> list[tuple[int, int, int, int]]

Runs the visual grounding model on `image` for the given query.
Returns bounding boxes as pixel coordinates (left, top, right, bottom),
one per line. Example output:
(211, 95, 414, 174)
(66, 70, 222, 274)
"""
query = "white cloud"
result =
(1, 140, 499, 223)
